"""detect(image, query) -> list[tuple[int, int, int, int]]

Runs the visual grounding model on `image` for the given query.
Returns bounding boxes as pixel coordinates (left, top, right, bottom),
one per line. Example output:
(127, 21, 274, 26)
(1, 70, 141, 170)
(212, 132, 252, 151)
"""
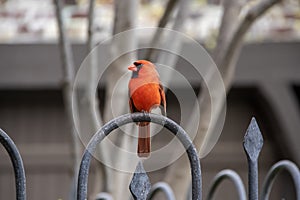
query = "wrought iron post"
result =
(77, 112, 202, 200)
(0, 129, 26, 200)
(243, 118, 263, 200)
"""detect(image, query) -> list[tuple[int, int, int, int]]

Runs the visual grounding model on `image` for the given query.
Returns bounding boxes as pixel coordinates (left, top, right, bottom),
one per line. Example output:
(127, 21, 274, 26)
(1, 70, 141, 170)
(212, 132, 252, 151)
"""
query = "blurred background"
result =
(0, 0, 300, 199)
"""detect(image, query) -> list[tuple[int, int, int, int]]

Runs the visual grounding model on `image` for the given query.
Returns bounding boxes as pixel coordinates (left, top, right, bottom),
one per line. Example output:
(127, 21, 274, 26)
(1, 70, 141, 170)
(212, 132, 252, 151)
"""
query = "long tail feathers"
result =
(138, 124, 150, 157)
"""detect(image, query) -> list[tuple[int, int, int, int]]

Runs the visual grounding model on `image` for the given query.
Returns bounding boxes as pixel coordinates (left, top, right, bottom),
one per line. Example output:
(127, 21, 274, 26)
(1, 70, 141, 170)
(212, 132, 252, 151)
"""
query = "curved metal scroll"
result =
(0, 129, 26, 200)
(147, 182, 176, 200)
(206, 169, 246, 200)
(77, 112, 202, 200)
(261, 160, 300, 200)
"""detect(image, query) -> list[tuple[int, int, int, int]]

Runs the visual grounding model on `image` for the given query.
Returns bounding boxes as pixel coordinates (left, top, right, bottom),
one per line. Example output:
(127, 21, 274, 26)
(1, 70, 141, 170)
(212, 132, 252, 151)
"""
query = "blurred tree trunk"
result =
(53, 2, 83, 199)
(102, 0, 138, 199)
(145, 0, 180, 61)
(87, 0, 139, 198)
(163, 0, 282, 199)
(86, 0, 113, 196)
(55, 0, 138, 199)
(155, 0, 191, 83)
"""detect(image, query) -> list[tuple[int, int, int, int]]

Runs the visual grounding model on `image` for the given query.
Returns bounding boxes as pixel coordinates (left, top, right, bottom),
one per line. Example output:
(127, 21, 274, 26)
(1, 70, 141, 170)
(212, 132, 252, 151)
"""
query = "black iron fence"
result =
(0, 128, 26, 200)
(1, 113, 300, 200)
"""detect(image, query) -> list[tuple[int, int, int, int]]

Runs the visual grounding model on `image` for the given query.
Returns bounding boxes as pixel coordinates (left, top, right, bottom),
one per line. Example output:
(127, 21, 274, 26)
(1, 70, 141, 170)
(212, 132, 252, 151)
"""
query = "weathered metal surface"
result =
(77, 112, 202, 200)
(130, 161, 152, 200)
(243, 117, 263, 200)
(0, 129, 26, 200)
(207, 169, 246, 200)
(243, 118, 263, 161)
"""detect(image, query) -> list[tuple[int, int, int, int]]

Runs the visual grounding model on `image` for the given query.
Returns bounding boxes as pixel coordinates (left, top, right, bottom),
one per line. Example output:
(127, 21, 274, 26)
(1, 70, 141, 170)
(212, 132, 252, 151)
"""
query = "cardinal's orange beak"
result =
(128, 64, 137, 71)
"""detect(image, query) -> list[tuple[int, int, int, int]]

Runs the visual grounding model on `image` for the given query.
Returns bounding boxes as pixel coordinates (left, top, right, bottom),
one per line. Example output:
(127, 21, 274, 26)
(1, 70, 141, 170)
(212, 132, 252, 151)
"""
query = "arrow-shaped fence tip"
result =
(243, 117, 264, 161)
(129, 161, 151, 200)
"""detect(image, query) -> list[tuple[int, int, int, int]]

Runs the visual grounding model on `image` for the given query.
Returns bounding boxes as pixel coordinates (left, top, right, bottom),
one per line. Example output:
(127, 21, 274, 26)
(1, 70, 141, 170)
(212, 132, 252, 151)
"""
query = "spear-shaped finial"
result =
(129, 161, 151, 200)
(243, 117, 264, 200)
(243, 117, 264, 161)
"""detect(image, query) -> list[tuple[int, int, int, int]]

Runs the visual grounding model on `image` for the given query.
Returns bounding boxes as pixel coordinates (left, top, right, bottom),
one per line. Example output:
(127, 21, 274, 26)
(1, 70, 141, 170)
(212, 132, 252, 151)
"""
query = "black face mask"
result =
(131, 63, 143, 78)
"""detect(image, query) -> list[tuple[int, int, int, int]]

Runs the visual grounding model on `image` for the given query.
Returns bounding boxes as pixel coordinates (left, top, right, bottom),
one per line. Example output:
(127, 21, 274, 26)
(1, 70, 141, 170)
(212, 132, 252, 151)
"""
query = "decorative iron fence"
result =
(0, 128, 26, 200)
(1, 113, 300, 200)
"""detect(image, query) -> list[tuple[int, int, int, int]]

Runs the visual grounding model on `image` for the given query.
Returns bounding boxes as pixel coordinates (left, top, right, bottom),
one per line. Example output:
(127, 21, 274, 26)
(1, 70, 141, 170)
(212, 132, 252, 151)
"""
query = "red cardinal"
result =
(128, 60, 166, 157)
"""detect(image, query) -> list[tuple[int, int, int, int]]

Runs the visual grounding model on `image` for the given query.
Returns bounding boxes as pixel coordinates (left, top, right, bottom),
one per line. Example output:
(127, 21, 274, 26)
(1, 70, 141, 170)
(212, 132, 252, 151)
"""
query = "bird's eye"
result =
(133, 62, 142, 67)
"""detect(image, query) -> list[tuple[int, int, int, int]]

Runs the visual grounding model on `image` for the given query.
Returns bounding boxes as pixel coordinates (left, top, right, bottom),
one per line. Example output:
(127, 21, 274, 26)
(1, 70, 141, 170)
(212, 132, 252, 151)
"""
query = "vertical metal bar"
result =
(247, 160, 259, 200)
(186, 145, 202, 200)
(243, 118, 263, 200)
(0, 129, 26, 200)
